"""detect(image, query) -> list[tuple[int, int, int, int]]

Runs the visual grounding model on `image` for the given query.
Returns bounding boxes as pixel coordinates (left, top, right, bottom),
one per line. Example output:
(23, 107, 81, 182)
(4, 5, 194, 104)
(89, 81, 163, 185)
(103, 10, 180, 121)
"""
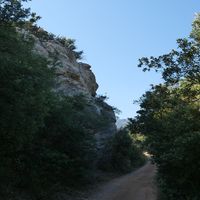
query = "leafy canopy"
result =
(129, 13, 200, 200)
(0, 0, 40, 24)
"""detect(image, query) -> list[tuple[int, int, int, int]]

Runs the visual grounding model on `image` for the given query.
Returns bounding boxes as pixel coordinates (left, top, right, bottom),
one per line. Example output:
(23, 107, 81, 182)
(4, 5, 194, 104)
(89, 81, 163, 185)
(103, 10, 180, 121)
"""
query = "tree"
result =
(129, 15, 200, 200)
(0, 23, 55, 197)
(32, 96, 97, 187)
(139, 39, 200, 86)
(98, 129, 145, 173)
(0, 0, 40, 25)
(191, 13, 200, 43)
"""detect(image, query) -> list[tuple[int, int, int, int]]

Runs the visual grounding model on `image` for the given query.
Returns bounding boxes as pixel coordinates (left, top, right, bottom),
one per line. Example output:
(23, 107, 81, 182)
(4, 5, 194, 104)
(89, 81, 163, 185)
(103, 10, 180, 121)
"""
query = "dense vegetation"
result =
(99, 129, 146, 173)
(0, 22, 97, 199)
(129, 14, 200, 200)
(0, 1, 94, 199)
(0, 1, 145, 199)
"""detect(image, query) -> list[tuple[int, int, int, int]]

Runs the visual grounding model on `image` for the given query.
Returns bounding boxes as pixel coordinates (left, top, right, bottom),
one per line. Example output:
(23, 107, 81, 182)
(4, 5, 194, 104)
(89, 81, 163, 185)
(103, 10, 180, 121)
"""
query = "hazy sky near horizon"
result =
(29, 0, 199, 119)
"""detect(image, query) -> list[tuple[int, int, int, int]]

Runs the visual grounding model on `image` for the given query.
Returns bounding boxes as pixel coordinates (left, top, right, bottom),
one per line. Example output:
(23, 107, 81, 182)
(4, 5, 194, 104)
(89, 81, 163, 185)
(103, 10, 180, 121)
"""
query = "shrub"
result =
(0, 24, 55, 198)
(99, 129, 146, 173)
(56, 37, 83, 60)
(0, 24, 96, 199)
(17, 95, 98, 198)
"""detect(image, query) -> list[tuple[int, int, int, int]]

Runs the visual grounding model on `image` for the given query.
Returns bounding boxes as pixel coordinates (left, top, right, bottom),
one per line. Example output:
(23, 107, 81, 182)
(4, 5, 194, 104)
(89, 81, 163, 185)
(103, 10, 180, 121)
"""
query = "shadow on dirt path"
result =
(89, 162, 157, 200)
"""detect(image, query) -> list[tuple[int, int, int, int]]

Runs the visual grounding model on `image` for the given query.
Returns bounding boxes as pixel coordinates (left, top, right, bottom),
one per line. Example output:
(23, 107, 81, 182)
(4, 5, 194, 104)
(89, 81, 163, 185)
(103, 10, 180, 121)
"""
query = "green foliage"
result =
(30, 27, 56, 41)
(96, 94, 121, 118)
(29, 28, 84, 61)
(0, 24, 94, 200)
(139, 39, 200, 85)
(99, 130, 146, 173)
(0, 28, 97, 195)
(0, 0, 83, 62)
(0, 0, 40, 25)
(131, 17, 200, 199)
(22, 95, 97, 197)
(0, 24, 55, 198)
(56, 37, 83, 60)
(191, 13, 200, 42)
(131, 85, 200, 199)
(0, 2, 132, 199)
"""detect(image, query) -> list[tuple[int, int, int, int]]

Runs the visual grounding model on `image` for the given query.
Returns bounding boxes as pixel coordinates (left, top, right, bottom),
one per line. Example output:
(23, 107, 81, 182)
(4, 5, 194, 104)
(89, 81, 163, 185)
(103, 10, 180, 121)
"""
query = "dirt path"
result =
(89, 162, 157, 200)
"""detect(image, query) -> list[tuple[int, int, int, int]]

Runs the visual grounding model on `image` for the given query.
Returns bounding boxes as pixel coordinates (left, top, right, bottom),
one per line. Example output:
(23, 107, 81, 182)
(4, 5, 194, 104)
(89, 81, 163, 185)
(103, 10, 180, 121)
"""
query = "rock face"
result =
(33, 36, 98, 96)
(32, 32, 117, 148)
(93, 98, 117, 149)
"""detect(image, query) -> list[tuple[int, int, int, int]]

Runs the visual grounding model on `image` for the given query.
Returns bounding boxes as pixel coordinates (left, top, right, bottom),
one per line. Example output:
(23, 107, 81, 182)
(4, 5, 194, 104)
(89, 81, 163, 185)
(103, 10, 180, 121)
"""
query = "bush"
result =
(130, 84, 200, 200)
(99, 130, 146, 173)
(155, 131, 200, 200)
(0, 24, 55, 198)
(15, 95, 98, 198)
(0, 24, 96, 199)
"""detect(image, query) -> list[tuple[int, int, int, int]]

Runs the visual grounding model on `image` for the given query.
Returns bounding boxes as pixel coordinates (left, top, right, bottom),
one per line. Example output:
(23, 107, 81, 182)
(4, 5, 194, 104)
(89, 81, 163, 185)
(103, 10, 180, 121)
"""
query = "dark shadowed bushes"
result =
(99, 129, 146, 173)
(0, 24, 98, 199)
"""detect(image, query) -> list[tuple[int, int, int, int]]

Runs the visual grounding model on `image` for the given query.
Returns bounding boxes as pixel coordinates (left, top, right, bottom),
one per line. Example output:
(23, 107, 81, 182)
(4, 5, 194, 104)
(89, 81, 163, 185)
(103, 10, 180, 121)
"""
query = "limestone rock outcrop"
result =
(33, 36, 98, 96)
(31, 31, 117, 147)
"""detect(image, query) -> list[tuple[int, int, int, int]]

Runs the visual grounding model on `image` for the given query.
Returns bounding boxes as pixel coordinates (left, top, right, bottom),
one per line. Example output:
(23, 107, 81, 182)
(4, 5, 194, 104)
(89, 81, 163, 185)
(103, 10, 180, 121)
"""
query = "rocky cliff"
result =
(33, 35, 98, 97)
(30, 29, 117, 148)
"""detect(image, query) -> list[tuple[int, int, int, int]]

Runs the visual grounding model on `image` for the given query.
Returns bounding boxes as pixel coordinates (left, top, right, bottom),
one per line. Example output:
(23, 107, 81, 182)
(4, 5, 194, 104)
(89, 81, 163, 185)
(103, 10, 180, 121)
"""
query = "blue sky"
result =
(29, 0, 200, 119)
